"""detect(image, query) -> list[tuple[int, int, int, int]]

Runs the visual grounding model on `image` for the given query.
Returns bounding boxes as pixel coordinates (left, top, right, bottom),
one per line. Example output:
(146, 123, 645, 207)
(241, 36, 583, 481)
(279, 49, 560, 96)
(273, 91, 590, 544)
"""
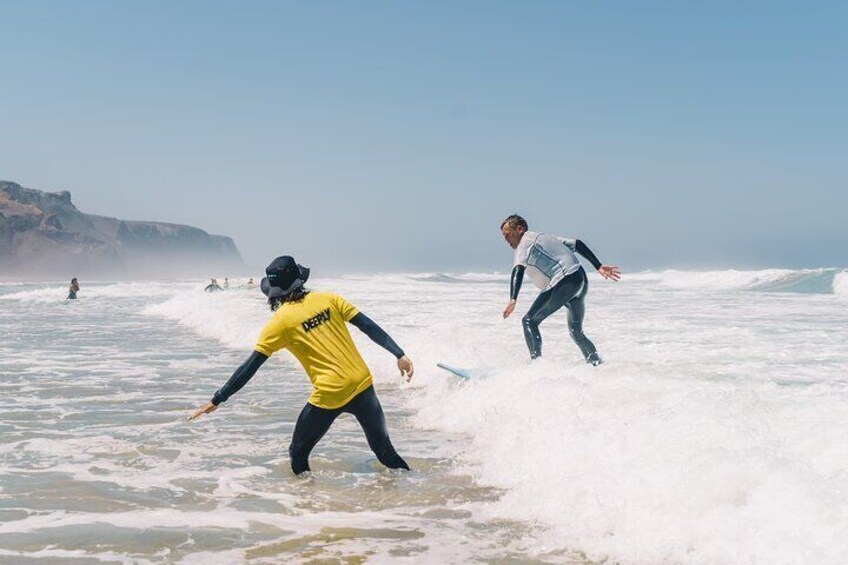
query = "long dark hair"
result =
(268, 287, 310, 311)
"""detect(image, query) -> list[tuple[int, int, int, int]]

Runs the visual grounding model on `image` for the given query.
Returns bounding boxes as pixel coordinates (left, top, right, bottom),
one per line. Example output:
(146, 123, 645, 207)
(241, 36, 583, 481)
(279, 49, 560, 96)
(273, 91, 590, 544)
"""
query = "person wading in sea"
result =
(67, 278, 80, 300)
(189, 255, 414, 475)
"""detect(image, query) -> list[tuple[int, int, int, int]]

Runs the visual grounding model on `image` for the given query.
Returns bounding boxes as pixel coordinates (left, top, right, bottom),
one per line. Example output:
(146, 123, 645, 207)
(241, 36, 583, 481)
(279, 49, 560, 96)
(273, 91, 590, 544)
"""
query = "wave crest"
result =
(648, 268, 844, 294)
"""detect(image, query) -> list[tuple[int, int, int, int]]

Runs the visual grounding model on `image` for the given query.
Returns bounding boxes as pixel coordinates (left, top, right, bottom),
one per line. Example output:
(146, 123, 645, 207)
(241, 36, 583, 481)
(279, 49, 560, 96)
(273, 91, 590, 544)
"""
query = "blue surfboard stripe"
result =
(436, 363, 473, 380)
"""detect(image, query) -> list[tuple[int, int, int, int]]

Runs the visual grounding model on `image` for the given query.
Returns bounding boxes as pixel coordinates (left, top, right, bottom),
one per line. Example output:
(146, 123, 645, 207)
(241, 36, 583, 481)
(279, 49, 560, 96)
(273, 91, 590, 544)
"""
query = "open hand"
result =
(398, 355, 414, 382)
(598, 265, 621, 281)
(502, 299, 517, 319)
(188, 401, 218, 421)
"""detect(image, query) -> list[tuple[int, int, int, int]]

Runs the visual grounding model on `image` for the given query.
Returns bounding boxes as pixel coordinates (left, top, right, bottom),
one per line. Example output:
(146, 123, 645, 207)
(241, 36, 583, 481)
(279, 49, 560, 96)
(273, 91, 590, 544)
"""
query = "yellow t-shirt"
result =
(254, 291, 372, 409)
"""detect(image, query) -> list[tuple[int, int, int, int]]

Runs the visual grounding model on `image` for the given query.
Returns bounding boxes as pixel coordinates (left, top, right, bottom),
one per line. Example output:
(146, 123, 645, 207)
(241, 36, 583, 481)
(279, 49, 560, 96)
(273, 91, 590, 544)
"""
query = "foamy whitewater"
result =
(1, 269, 847, 564)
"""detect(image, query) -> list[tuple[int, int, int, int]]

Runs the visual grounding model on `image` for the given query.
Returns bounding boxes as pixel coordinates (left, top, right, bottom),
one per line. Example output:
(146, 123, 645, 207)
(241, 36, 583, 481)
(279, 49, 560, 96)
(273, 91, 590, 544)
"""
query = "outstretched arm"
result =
(510, 265, 525, 300)
(503, 265, 524, 319)
(349, 313, 414, 381)
(573, 239, 621, 281)
(350, 313, 404, 358)
(189, 351, 269, 420)
(212, 351, 268, 405)
(574, 240, 602, 270)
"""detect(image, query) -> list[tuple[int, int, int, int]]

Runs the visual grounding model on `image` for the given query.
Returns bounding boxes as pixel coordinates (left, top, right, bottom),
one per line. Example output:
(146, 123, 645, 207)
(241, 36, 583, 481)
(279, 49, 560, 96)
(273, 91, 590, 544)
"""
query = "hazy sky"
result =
(1, 1, 845, 273)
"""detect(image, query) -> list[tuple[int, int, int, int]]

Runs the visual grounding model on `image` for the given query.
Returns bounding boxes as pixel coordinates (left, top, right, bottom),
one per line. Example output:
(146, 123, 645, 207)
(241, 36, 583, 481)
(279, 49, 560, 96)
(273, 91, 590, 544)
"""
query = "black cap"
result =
(260, 256, 310, 298)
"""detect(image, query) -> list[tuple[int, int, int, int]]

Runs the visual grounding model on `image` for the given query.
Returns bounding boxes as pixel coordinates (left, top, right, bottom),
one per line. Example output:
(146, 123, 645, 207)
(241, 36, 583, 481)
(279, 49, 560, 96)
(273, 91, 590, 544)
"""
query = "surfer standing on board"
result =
(500, 214, 620, 365)
(189, 255, 414, 475)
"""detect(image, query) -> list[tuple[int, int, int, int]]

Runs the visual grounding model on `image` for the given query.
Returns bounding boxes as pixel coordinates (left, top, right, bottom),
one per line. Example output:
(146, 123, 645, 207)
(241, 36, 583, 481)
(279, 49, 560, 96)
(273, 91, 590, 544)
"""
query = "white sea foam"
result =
(0, 285, 67, 303)
(0, 281, 194, 303)
(414, 365, 848, 563)
(142, 288, 266, 350)
(3, 270, 848, 563)
(656, 268, 798, 290)
(624, 268, 843, 295)
(834, 270, 848, 297)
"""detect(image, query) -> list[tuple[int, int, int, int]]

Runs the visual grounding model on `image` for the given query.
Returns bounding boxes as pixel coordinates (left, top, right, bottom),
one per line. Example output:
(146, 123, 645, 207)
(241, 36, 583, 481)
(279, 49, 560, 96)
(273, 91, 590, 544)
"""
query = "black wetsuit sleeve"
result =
(211, 351, 268, 405)
(349, 313, 405, 359)
(575, 239, 603, 270)
(510, 265, 525, 300)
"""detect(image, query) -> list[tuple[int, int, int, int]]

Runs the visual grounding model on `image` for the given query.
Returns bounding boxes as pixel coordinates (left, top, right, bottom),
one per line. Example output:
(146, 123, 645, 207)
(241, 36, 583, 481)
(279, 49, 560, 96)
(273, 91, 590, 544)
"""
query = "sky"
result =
(1, 1, 845, 273)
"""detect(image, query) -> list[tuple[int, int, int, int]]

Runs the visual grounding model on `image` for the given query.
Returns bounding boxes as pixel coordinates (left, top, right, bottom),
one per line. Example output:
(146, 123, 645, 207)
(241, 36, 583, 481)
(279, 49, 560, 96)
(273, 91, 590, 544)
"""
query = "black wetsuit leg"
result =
(343, 386, 410, 471)
(289, 403, 341, 475)
(522, 268, 598, 362)
(522, 288, 558, 358)
(564, 273, 599, 363)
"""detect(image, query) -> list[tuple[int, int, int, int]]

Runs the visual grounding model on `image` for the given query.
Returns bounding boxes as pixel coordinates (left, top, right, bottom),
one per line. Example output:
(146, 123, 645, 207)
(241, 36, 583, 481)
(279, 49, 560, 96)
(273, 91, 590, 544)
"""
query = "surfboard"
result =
(436, 363, 473, 380)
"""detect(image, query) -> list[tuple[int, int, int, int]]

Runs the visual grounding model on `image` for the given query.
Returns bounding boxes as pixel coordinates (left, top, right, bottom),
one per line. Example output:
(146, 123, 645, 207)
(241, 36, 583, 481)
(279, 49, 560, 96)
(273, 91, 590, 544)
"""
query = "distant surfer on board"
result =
(189, 255, 414, 475)
(500, 214, 620, 365)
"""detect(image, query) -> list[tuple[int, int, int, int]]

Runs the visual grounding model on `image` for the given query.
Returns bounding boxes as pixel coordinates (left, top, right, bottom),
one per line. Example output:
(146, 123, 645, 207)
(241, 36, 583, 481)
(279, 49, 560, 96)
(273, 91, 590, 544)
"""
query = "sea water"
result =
(1, 269, 847, 564)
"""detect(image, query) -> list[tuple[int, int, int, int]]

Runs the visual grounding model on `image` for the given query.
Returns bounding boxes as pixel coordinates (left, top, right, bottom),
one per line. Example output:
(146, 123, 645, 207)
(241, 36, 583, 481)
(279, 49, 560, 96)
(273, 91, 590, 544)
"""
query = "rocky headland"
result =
(0, 180, 244, 279)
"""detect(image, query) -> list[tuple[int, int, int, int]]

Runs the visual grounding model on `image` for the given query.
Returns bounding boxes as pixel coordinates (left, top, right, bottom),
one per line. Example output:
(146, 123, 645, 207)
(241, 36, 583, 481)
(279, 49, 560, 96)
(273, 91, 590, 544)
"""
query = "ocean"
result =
(1, 268, 847, 564)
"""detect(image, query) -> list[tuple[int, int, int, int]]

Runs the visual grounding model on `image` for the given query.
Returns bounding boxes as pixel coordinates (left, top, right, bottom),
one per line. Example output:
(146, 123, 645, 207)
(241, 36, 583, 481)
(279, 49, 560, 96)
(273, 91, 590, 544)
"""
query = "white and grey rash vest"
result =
(513, 231, 582, 291)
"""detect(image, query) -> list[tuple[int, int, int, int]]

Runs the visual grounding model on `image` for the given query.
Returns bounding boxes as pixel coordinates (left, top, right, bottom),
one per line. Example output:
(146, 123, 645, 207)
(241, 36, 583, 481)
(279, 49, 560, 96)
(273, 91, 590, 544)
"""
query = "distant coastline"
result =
(1, 180, 245, 279)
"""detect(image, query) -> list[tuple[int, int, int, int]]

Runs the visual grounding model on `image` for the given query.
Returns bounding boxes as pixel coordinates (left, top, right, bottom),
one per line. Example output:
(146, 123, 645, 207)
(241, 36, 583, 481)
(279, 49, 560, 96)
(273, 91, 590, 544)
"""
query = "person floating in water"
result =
(246, 277, 255, 287)
(189, 255, 415, 475)
(67, 278, 80, 300)
(500, 214, 620, 365)
(204, 278, 222, 292)
(223, 277, 229, 288)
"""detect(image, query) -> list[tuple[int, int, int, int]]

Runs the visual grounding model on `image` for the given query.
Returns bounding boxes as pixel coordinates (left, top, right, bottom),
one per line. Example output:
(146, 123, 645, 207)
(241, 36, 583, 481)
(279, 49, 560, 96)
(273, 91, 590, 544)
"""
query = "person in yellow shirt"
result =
(189, 255, 415, 475)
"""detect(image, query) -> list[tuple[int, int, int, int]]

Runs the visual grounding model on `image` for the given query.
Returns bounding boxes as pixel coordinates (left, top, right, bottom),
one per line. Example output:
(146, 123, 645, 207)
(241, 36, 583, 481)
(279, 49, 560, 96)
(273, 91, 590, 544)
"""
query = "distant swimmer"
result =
(500, 214, 620, 365)
(189, 255, 414, 475)
(247, 277, 255, 287)
(223, 277, 229, 288)
(204, 278, 223, 292)
(67, 278, 80, 300)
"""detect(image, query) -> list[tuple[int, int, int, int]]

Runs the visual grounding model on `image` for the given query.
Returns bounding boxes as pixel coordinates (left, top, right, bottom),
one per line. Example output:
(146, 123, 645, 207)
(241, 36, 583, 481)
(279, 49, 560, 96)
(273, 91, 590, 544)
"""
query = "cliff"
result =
(0, 180, 245, 278)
